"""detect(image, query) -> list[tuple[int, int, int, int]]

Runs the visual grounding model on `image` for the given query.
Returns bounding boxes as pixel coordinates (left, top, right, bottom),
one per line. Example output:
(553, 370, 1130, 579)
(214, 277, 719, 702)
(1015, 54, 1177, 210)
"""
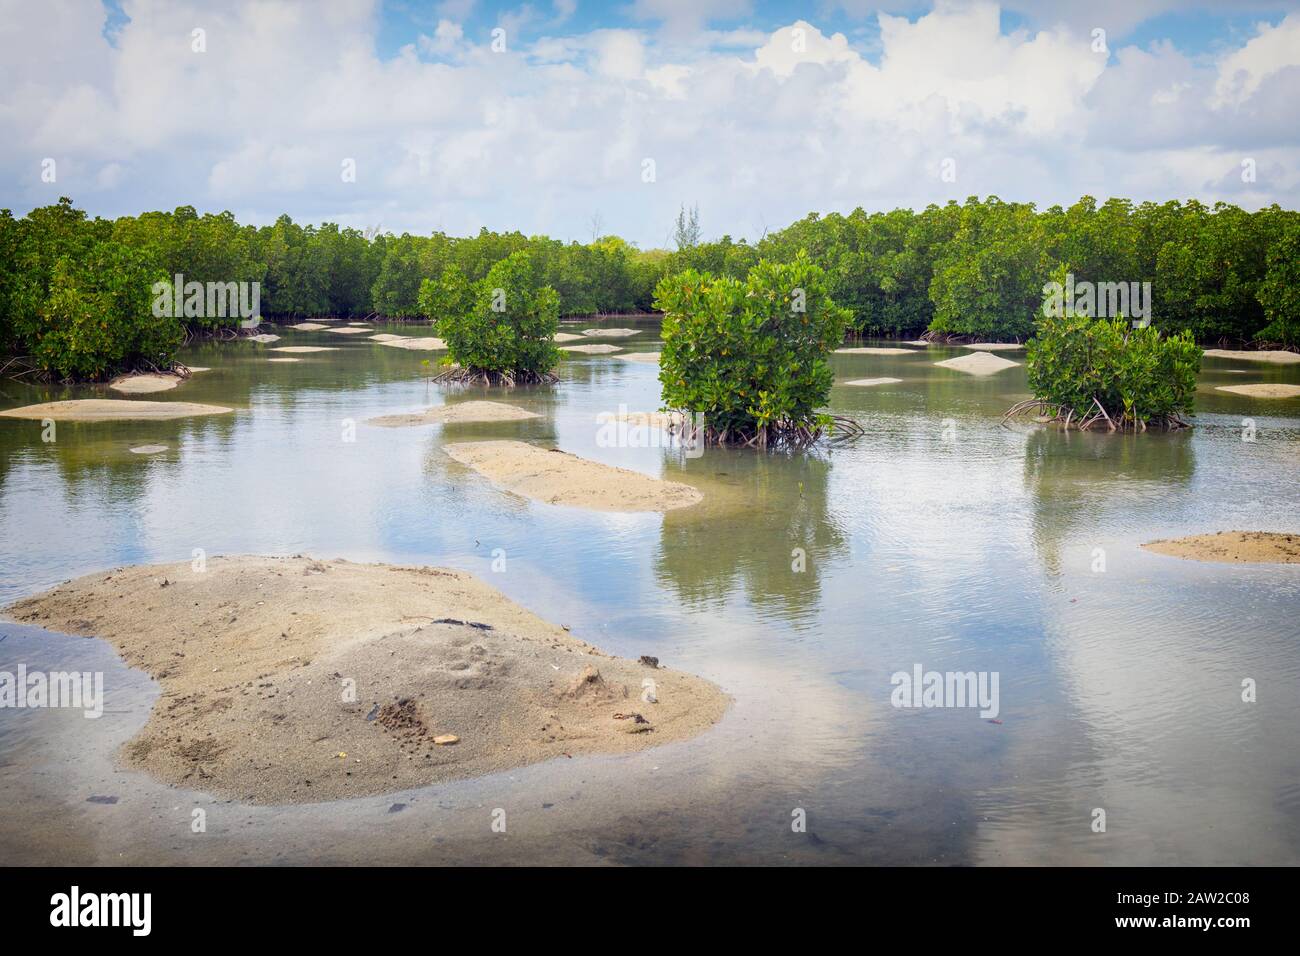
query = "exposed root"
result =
(1002, 398, 1191, 432)
(673, 413, 865, 450)
(433, 366, 559, 387)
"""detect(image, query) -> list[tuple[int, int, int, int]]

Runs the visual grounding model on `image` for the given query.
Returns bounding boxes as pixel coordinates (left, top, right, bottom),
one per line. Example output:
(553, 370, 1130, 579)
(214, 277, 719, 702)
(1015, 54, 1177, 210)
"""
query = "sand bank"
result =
(1202, 349, 1300, 365)
(129, 444, 169, 454)
(1142, 531, 1300, 564)
(900, 340, 931, 347)
(835, 347, 914, 355)
(289, 322, 329, 331)
(962, 343, 1024, 352)
(594, 410, 689, 430)
(1215, 383, 1300, 399)
(5, 556, 729, 804)
(327, 327, 371, 335)
(369, 333, 405, 342)
(270, 346, 337, 354)
(267, 358, 300, 363)
(368, 401, 540, 427)
(581, 328, 640, 338)
(934, 352, 1020, 376)
(553, 332, 585, 342)
(376, 337, 448, 351)
(0, 400, 232, 421)
(444, 440, 703, 512)
(109, 374, 181, 394)
(844, 377, 902, 387)
(561, 344, 622, 354)
(248, 334, 281, 343)
(616, 352, 661, 364)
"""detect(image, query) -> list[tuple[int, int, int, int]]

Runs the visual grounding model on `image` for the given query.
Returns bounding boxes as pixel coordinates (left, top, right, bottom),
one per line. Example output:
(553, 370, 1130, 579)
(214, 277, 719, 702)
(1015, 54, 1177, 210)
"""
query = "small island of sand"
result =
(4, 556, 729, 805)
(934, 352, 1020, 376)
(0, 399, 232, 421)
(367, 401, 540, 427)
(444, 440, 703, 511)
(1142, 531, 1300, 564)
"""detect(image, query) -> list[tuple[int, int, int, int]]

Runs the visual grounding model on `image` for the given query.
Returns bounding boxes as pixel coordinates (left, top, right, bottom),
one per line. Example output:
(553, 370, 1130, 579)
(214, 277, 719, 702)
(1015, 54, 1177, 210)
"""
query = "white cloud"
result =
(0, 1, 1295, 246)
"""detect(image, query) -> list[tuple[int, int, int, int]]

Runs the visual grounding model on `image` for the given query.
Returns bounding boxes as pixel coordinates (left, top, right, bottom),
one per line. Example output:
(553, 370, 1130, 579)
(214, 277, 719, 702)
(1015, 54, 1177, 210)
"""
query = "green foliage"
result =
(438, 251, 560, 381)
(1255, 219, 1300, 346)
(418, 264, 473, 330)
(655, 253, 849, 445)
(1026, 312, 1201, 428)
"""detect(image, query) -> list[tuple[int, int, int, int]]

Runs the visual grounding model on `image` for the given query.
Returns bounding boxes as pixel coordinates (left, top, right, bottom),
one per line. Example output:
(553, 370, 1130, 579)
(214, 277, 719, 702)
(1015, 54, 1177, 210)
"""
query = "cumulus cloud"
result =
(0, 0, 1296, 246)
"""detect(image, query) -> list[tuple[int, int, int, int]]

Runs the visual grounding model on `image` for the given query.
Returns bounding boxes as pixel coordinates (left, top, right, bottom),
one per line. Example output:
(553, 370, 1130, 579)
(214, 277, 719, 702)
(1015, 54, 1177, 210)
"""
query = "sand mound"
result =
(270, 346, 337, 354)
(835, 347, 914, 355)
(900, 340, 931, 347)
(962, 343, 1024, 352)
(553, 332, 585, 342)
(616, 352, 661, 364)
(109, 374, 181, 394)
(247, 334, 281, 343)
(844, 377, 902, 387)
(1215, 383, 1300, 399)
(1142, 531, 1300, 564)
(376, 337, 448, 351)
(934, 352, 1020, 376)
(444, 440, 703, 512)
(368, 401, 541, 428)
(369, 334, 405, 342)
(581, 328, 640, 338)
(5, 556, 728, 805)
(0, 400, 232, 421)
(1202, 349, 1300, 365)
(327, 327, 370, 335)
(129, 444, 169, 455)
(561, 344, 623, 354)
(290, 323, 329, 331)
(267, 358, 301, 363)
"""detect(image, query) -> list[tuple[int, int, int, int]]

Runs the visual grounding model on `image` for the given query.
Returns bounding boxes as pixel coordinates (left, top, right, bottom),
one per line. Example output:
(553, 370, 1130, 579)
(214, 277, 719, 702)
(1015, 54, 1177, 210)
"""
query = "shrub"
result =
(418, 264, 473, 330)
(654, 253, 852, 448)
(436, 251, 560, 385)
(1019, 312, 1201, 430)
(1255, 223, 1300, 347)
(29, 243, 177, 380)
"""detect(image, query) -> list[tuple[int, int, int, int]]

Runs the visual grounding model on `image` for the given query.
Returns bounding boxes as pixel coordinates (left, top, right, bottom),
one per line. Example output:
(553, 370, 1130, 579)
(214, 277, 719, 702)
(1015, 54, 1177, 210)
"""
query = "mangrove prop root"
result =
(432, 367, 559, 387)
(680, 413, 864, 450)
(1001, 398, 1191, 432)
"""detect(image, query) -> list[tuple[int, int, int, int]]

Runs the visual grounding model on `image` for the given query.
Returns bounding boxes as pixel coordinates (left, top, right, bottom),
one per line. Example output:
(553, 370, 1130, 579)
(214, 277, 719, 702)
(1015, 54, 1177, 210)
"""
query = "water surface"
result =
(2, 322, 1298, 864)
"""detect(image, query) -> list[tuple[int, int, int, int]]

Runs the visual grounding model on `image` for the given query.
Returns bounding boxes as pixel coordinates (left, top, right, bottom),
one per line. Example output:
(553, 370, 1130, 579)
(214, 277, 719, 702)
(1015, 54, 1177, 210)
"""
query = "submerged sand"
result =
(0, 400, 232, 421)
(561, 344, 622, 354)
(1215, 383, 1300, 399)
(368, 401, 540, 428)
(444, 440, 703, 512)
(109, 374, 182, 394)
(129, 444, 169, 455)
(1142, 531, 1300, 564)
(934, 352, 1020, 376)
(581, 328, 640, 338)
(1202, 349, 1300, 365)
(835, 347, 914, 355)
(616, 352, 661, 364)
(844, 377, 902, 387)
(289, 322, 329, 331)
(377, 337, 448, 351)
(248, 334, 281, 343)
(327, 327, 371, 335)
(5, 556, 729, 805)
(270, 346, 337, 354)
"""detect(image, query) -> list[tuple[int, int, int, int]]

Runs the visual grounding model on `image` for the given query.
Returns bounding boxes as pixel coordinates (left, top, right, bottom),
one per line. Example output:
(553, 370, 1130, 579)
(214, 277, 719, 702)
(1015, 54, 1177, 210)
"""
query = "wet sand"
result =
(0, 400, 232, 421)
(109, 374, 182, 394)
(1214, 384, 1300, 399)
(444, 440, 703, 512)
(934, 352, 1020, 376)
(367, 401, 540, 427)
(4, 556, 730, 805)
(1202, 349, 1300, 365)
(1142, 531, 1300, 564)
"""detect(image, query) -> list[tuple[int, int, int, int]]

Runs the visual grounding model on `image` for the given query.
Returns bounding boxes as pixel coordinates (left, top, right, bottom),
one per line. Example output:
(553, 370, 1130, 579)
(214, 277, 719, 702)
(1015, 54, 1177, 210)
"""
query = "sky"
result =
(2, 0, 1298, 247)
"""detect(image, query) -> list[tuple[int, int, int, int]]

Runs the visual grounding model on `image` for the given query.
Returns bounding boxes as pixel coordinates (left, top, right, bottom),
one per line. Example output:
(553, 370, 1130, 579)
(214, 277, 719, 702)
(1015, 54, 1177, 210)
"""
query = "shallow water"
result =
(1, 322, 1298, 865)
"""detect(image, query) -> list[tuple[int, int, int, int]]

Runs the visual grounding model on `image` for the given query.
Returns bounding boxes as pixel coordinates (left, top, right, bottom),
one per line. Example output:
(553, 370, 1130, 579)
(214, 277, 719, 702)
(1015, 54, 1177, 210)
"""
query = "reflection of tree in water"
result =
(1022, 425, 1195, 574)
(655, 450, 846, 624)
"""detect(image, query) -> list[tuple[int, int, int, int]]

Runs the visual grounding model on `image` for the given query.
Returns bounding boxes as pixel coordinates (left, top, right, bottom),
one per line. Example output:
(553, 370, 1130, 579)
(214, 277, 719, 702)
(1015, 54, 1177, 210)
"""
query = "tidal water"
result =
(2, 321, 1298, 865)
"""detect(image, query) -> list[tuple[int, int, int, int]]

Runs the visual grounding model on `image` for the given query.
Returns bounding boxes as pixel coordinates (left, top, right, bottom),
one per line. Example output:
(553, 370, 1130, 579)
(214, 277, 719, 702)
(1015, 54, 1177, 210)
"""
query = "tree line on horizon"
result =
(0, 194, 1296, 379)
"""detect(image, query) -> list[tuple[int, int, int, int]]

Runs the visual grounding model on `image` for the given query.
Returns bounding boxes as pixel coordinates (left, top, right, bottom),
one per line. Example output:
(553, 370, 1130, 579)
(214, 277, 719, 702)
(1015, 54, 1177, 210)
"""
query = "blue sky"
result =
(9, 1, 1300, 246)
